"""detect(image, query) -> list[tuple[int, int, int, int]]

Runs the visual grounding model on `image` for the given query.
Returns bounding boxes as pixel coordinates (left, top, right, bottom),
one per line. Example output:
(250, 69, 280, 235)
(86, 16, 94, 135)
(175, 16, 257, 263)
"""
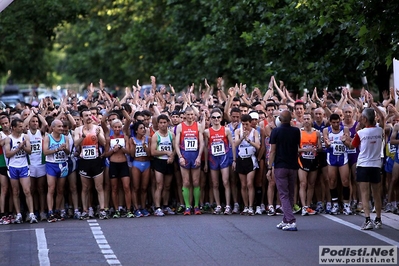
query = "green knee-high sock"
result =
(193, 187, 201, 208)
(182, 187, 190, 207)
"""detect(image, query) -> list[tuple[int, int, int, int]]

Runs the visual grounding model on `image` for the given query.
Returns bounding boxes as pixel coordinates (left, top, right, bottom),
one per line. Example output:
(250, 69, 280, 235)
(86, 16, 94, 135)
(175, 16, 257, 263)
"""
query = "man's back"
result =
(270, 124, 300, 169)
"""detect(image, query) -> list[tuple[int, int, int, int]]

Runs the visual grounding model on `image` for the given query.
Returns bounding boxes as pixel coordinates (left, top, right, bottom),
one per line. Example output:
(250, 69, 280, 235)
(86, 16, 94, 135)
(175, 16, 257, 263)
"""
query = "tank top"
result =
(45, 134, 67, 163)
(110, 133, 126, 150)
(156, 131, 173, 160)
(208, 127, 229, 157)
(0, 132, 9, 167)
(133, 136, 149, 157)
(179, 122, 199, 152)
(327, 125, 346, 156)
(346, 121, 359, 154)
(8, 134, 28, 167)
(237, 128, 256, 159)
(299, 128, 318, 159)
(80, 129, 100, 160)
(28, 129, 45, 165)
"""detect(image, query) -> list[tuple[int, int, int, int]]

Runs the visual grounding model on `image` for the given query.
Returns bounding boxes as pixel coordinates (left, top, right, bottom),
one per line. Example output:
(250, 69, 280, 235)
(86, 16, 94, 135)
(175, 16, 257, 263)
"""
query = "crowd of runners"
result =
(0, 76, 397, 231)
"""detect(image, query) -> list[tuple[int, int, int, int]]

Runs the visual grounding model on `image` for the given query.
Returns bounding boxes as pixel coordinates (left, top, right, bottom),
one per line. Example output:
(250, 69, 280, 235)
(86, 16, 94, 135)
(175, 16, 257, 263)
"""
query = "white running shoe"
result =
(232, 203, 240, 214)
(213, 206, 222, 215)
(343, 203, 352, 215)
(255, 206, 262, 215)
(30, 214, 38, 224)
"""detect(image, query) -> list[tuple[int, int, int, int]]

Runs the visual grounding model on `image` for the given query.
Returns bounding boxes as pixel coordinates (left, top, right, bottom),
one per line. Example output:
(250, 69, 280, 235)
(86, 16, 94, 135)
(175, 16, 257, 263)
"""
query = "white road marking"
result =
(87, 220, 121, 265)
(322, 214, 399, 247)
(35, 228, 50, 266)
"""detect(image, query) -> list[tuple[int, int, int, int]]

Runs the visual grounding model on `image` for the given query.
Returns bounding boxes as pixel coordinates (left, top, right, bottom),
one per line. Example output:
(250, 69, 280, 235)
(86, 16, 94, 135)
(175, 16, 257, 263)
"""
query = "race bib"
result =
(135, 144, 147, 157)
(332, 143, 346, 156)
(31, 141, 42, 155)
(82, 145, 97, 159)
(389, 143, 397, 154)
(110, 138, 125, 149)
(302, 145, 315, 159)
(14, 149, 26, 159)
(211, 142, 225, 156)
(159, 144, 172, 152)
(347, 147, 357, 154)
(54, 150, 67, 163)
(238, 144, 252, 158)
(184, 138, 198, 151)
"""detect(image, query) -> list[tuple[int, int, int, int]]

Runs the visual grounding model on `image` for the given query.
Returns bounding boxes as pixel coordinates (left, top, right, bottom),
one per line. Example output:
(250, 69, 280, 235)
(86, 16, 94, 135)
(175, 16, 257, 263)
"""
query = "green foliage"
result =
(0, 0, 87, 84)
(1, 0, 399, 95)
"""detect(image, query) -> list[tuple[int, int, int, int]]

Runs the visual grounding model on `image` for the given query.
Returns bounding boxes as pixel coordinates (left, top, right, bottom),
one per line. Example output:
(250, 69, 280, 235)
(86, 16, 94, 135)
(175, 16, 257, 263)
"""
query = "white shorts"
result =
(30, 164, 46, 178)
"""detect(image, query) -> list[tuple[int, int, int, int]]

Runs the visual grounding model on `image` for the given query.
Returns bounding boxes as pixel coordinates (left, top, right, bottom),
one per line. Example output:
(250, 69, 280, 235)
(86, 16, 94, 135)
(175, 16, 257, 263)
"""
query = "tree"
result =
(0, 0, 87, 84)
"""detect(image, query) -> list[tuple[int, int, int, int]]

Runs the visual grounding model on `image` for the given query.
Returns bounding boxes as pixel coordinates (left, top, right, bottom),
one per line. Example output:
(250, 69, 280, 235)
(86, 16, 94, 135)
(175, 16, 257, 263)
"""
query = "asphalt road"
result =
(1, 212, 398, 266)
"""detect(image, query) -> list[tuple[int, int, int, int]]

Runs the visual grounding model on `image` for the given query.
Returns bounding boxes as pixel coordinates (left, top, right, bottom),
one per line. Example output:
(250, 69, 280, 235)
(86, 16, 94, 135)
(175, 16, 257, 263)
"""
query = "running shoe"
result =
(47, 214, 57, 223)
(343, 203, 352, 215)
(1, 216, 10, 225)
(260, 204, 266, 214)
(315, 202, 324, 214)
(99, 210, 108, 220)
(276, 221, 287, 229)
(325, 203, 332, 214)
(126, 211, 135, 218)
(248, 207, 254, 216)
(40, 212, 47, 221)
(331, 203, 339, 215)
(14, 213, 22, 224)
(224, 205, 232, 215)
(194, 207, 201, 215)
(292, 204, 301, 214)
(241, 206, 249, 215)
(154, 208, 165, 217)
(282, 222, 298, 231)
(88, 208, 95, 218)
(361, 220, 373, 230)
(213, 206, 222, 215)
(385, 203, 393, 213)
(9, 215, 16, 224)
(119, 208, 127, 218)
(275, 207, 284, 215)
(184, 207, 191, 216)
(67, 208, 73, 218)
(163, 207, 175, 215)
(374, 219, 382, 229)
(60, 210, 67, 221)
(350, 201, 357, 213)
(232, 203, 240, 214)
(80, 212, 89, 220)
(113, 211, 121, 218)
(141, 208, 150, 217)
(30, 214, 38, 224)
(74, 211, 81, 220)
(134, 210, 143, 217)
(255, 206, 262, 215)
(301, 206, 316, 216)
(177, 205, 185, 215)
(202, 203, 211, 213)
(267, 205, 276, 216)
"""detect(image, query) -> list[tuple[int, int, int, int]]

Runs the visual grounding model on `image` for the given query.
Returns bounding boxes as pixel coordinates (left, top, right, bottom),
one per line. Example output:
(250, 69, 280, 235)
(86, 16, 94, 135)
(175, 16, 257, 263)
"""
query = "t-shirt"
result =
(269, 123, 300, 169)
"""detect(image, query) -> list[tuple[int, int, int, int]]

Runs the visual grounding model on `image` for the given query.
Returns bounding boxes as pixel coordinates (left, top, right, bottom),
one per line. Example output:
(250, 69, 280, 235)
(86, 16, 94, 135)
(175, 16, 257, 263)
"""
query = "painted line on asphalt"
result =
(322, 214, 399, 248)
(0, 228, 36, 233)
(87, 220, 121, 265)
(35, 228, 50, 266)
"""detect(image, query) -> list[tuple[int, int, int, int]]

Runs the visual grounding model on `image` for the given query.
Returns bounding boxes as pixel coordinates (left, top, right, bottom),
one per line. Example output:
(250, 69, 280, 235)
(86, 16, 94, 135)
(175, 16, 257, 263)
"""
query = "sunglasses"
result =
(211, 116, 221, 119)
